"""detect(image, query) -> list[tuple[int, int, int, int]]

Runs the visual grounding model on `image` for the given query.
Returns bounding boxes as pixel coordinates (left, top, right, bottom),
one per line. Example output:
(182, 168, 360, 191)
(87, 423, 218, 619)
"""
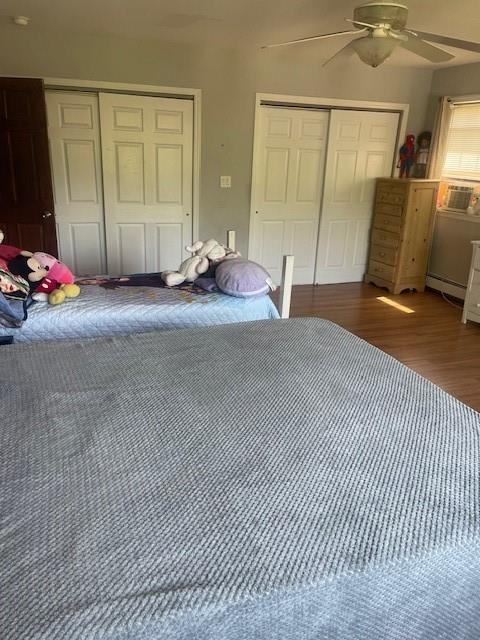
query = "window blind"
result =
(443, 101, 480, 180)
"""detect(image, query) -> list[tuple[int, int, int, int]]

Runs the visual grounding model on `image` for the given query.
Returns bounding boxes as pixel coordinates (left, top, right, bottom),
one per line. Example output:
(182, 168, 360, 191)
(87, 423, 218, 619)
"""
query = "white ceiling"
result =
(2, 0, 480, 68)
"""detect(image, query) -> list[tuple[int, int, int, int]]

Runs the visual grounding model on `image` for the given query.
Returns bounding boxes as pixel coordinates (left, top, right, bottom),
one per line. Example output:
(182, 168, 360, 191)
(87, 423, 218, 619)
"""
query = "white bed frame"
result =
(226, 230, 294, 319)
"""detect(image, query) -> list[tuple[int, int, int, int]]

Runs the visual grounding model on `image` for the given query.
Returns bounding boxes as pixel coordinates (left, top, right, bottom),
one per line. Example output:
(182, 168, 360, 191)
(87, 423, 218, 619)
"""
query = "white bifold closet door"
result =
(249, 105, 400, 285)
(47, 91, 106, 275)
(315, 109, 399, 284)
(249, 107, 329, 285)
(99, 93, 193, 275)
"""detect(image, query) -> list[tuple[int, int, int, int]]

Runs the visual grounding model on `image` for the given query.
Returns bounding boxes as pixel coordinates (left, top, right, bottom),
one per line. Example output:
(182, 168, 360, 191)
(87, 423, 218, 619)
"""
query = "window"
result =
(443, 102, 480, 180)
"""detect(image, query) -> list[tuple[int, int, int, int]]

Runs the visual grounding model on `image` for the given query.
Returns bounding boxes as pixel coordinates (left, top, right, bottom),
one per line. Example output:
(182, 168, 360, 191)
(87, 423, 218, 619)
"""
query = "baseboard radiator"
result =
(426, 275, 466, 300)
(427, 211, 480, 301)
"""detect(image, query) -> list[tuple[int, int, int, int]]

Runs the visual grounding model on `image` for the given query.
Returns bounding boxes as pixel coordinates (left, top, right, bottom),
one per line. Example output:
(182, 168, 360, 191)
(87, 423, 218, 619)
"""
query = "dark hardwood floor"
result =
(273, 283, 480, 412)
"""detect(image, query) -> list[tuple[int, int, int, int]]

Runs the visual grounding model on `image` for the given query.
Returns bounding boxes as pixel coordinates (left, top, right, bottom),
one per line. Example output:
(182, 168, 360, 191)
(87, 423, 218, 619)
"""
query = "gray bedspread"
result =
(2, 318, 480, 639)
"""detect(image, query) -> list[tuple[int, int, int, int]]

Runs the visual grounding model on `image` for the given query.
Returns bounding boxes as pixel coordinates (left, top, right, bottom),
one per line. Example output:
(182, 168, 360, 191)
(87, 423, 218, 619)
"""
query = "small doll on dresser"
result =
(398, 134, 415, 178)
(414, 131, 431, 178)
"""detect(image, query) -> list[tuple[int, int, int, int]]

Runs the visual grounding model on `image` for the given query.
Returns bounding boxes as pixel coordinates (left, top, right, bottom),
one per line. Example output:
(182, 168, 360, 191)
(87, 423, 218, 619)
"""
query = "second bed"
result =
(0, 232, 292, 344)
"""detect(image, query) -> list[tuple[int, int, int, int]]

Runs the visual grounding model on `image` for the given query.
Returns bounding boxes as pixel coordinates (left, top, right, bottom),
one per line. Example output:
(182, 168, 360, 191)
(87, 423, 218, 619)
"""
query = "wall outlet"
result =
(220, 176, 231, 188)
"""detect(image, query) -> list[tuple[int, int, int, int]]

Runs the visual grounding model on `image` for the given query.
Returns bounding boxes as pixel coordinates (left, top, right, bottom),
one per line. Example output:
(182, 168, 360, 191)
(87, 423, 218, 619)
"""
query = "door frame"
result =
(248, 92, 409, 261)
(1, 75, 202, 243)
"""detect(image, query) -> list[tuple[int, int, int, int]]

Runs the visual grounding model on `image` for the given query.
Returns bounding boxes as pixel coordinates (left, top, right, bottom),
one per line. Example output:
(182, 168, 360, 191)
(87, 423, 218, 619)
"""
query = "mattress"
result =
(0, 281, 279, 343)
(2, 318, 480, 639)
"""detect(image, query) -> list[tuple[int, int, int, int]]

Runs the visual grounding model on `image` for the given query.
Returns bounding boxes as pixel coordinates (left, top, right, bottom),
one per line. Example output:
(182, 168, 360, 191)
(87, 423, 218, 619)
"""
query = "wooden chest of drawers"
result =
(365, 178, 439, 294)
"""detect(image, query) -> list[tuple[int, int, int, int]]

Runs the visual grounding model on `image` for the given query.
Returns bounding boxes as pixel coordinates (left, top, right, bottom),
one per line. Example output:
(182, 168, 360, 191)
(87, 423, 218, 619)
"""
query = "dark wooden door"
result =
(0, 77, 57, 255)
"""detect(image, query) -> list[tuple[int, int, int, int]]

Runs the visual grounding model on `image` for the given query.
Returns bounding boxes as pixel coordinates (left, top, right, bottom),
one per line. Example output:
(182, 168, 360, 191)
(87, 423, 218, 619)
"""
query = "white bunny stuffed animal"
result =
(161, 239, 227, 287)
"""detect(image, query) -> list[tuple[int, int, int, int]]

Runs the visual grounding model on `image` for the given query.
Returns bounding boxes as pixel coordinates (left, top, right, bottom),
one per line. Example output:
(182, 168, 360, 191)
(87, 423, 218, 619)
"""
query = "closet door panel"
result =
(249, 107, 329, 285)
(154, 223, 183, 272)
(258, 219, 285, 273)
(315, 110, 399, 284)
(115, 142, 145, 203)
(155, 144, 183, 203)
(100, 93, 193, 275)
(46, 91, 105, 275)
(117, 223, 146, 274)
(55, 222, 104, 276)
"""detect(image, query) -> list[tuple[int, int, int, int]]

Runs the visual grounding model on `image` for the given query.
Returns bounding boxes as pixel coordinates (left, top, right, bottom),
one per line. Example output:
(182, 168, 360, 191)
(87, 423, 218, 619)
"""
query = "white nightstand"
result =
(462, 240, 480, 325)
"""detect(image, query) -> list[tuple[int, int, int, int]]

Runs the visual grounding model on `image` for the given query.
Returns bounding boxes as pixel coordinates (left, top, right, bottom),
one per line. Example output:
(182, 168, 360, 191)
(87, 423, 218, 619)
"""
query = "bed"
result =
(2, 318, 480, 639)
(0, 278, 280, 343)
(0, 232, 292, 344)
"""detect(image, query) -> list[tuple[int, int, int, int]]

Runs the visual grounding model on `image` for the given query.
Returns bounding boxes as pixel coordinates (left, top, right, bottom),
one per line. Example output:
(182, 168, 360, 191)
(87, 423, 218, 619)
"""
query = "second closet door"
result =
(315, 110, 399, 284)
(100, 93, 193, 275)
(249, 106, 329, 285)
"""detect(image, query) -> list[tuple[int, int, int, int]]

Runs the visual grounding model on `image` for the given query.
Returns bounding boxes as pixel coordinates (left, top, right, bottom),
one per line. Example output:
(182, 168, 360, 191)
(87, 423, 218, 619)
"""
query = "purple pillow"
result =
(215, 258, 272, 298)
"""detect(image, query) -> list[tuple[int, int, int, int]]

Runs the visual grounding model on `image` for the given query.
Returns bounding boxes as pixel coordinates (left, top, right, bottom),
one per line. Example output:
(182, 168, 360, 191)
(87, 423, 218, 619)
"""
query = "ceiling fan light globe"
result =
(351, 36, 398, 66)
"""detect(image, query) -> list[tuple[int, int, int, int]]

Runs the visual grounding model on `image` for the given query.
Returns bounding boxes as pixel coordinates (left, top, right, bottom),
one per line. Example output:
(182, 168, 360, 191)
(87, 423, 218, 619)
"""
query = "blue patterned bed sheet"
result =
(0, 283, 279, 343)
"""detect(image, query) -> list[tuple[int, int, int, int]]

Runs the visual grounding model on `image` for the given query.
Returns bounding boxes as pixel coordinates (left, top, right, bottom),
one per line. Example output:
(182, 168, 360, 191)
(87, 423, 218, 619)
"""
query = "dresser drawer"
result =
(375, 202, 404, 217)
(370, 244, 397, 266)
(474, 247, 480, 271)
(371, 228, 400, 249)
(368, 259, 395, 282)
(465, 300, 480, 322)
(466, 302, 480, 317)
(374, 214, 402, 233)
(376, 187, 406, 206)
(465, 275, 480, 312)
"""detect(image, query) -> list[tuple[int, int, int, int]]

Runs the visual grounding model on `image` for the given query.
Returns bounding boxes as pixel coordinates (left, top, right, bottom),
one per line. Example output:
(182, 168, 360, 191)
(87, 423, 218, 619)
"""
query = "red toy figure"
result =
(398, 134, 415, 178)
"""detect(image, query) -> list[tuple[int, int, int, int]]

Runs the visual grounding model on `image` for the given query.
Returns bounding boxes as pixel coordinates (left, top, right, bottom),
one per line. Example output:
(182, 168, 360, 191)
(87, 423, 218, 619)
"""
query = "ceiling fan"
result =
(263, 2, 480, 67)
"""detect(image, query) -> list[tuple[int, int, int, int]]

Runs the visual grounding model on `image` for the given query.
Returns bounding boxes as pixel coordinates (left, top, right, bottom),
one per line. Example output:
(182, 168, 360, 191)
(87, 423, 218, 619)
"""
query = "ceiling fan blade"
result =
(262, 29, 364, 49)
(390, 29, 408, 41)
(406, 29, 480, 53)
(345, 18, 377, 30)
(322, 41, 356, 67)
(401, 34, 454, 62)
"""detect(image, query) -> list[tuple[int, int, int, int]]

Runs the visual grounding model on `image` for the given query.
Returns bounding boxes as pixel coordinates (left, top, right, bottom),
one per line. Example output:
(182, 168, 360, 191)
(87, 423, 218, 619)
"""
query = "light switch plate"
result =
(220, 176, 231, 188)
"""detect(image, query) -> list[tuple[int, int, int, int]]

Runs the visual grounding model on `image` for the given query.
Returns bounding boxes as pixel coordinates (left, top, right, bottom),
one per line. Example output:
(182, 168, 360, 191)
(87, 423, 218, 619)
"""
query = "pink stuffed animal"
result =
(0, 232, 80, 304)
(33, 252, 75, 284)
(30, 252, 79, 304)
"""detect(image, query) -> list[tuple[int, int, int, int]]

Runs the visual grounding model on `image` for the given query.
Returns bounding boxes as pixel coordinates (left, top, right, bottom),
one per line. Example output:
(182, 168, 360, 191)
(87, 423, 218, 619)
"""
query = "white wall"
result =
(431, 61, 480, 97)
(0, 27, 434, 255)
(426, 61, 480, 128)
